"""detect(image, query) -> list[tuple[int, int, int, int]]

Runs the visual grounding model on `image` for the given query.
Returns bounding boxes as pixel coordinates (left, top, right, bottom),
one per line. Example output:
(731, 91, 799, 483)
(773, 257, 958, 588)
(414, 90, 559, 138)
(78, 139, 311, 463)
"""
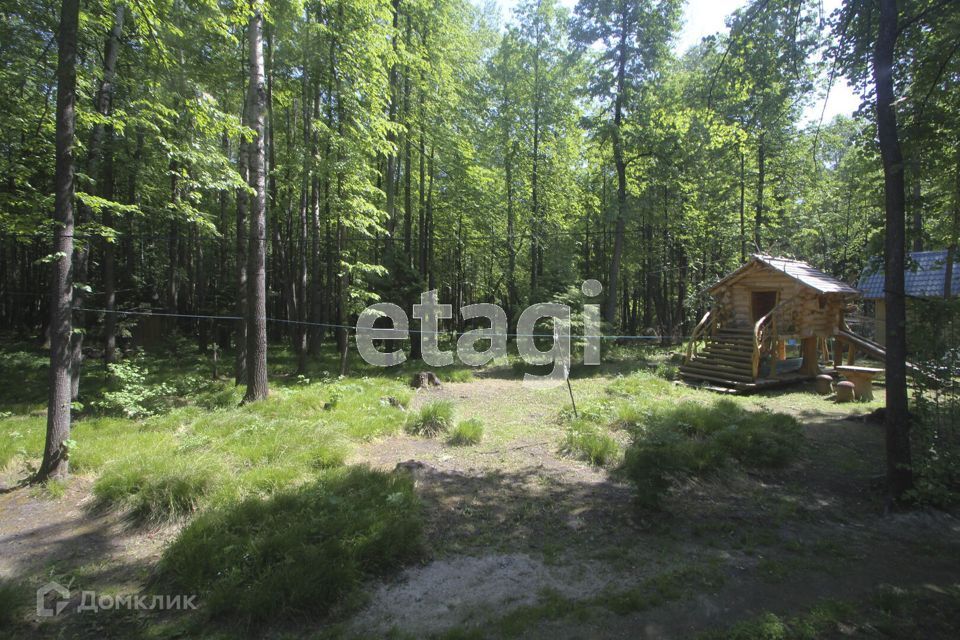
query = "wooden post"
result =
(799, 336, 820, 375)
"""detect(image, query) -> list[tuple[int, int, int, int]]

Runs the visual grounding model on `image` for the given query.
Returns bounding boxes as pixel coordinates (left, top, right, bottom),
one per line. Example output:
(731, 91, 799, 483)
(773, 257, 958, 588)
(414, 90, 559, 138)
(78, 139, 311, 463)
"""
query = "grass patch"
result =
(496, 562, 725, 636)
(30, 478, 68, 500)
(94, 450, 225, 523)
(619, 399, 803, 508)
(158, 466, 422, 628)
(0, 579, 27, 628)
(406, 400, 455, 437)
(68, 377, 407, 521)
(561, 421, 618, 466)
(448, 418, 484, 446)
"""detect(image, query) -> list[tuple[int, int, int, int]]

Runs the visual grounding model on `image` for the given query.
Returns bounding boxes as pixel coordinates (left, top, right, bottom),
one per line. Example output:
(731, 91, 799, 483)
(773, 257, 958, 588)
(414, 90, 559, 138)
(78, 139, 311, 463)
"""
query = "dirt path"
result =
(0, 474, 178, 630)
(343, 379, 960, 638)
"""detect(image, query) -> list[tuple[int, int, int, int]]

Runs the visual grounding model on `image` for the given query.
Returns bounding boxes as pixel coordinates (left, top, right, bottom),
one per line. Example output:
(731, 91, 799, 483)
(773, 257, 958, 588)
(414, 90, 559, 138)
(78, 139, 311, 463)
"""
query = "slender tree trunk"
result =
(384, 0, 401, 244)
(873, 0, 913, 502)
(605, 19, 629, 326)
(426, 147, 436, 291)
(101, 4, 125, 365)
(944, 144, 959, 298)
(755, 131, 766, 251)
(71, 4, 124, 397)
(739, 145, 746, 262)
(244, 8, 269, 402)
(235, 137, 249, 384)
(39, 0, 80, 482)
(506, 142, 518, 326)
(910, 157, 923, 252)
(296, 77, 311, 374)
(530, 21, 542, 300)
(402, 21, 413, 262)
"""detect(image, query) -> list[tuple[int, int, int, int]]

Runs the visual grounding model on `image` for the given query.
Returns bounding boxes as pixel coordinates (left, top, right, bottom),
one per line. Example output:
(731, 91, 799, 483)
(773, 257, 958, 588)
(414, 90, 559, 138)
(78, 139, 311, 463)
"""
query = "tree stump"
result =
(815, 374, 834, 395)
(836, 380, 856, 403)
(411, 371, 442, 389)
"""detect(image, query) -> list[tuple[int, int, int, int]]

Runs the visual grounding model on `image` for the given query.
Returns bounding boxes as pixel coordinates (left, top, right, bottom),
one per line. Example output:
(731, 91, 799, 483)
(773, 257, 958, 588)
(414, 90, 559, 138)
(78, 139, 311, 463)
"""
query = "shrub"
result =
(654, 362, 679, 381)
(448, 418, 484, 446)
(406, 400, 454, 437)
(94, 358, 174, 418)
(562, 422, 619, 466)
(620, 399, 802, 508)
(158, 466, 422, 627)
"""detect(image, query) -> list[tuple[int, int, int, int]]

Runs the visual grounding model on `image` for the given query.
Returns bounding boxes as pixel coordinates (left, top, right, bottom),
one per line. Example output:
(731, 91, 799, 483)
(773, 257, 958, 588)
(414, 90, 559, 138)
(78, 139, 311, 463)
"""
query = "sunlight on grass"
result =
(448, 418, 484, 446)
(406, 400, 455, 437)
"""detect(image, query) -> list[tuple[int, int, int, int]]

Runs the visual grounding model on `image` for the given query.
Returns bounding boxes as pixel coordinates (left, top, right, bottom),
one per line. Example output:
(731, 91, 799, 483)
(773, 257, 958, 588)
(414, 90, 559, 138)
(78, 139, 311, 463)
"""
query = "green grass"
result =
(448, 418, 484, 445)
(561, 421, 619, 466)
(619, 399, 803, 508)
(84, 378, 399, 522)
(0, 579, 27, 628)
(158, 466, 422, 627)
(495, 562, 725, 636)
(697, 586, 960, 640)
(0, 342, 410, 522)
(406, 400, 455, 437)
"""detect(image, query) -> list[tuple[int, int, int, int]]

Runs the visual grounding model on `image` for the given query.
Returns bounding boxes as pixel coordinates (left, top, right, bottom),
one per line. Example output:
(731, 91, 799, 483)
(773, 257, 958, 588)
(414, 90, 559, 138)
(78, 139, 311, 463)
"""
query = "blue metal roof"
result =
(857, 250, 960, 299)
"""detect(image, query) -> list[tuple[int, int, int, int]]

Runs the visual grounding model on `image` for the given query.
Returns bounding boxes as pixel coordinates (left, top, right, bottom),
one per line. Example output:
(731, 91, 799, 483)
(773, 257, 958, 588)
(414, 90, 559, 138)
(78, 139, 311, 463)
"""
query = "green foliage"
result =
(406, 401, 455, 437)
(94, 358, 175, 418)
(620, 399, 803, 508)
(907, 298, 960, 506)
(654, 362, 679, 381)
(158, 466, 422, 626)
(448, 418, 484, 446)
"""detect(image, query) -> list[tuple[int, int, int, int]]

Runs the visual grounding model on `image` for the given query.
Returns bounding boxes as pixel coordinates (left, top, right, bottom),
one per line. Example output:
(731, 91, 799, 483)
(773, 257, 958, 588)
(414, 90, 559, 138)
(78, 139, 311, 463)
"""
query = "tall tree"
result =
(244, 6, 269, 402)
(872, 0, 913, 501)
(572, 0, 682, 326)
(38, 0, 81, 482)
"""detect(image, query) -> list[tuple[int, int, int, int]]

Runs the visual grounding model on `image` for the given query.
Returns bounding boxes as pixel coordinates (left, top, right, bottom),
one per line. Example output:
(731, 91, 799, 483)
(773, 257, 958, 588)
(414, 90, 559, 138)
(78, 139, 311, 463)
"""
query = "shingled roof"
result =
(710, 254, 860, 295)
(857, 250, 960, 299)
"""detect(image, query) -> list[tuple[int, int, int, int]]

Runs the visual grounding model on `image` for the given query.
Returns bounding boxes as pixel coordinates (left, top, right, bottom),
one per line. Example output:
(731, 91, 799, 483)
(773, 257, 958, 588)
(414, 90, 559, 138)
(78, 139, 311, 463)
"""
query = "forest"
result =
(1, 0, 960, 638)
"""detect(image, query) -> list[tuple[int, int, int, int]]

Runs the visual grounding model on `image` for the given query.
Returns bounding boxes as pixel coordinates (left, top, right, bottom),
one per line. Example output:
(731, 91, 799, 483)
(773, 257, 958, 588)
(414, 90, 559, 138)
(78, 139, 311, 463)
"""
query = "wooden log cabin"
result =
(681, 254, 860, 391)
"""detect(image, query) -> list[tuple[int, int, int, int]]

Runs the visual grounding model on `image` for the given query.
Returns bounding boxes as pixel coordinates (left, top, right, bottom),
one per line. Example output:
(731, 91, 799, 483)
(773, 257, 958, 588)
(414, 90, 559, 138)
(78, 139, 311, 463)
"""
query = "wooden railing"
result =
(751, 297, 799, 379)
(685, 308, 716, 364)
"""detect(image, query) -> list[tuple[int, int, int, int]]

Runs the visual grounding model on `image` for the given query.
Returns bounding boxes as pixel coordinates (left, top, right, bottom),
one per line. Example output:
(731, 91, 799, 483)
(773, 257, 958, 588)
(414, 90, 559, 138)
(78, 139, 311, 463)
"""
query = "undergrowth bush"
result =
(406, 400, 454, 437)
(448, 418, 484, 445)
(620, 399, 802, 508)
(95, 358, 174, 418)
(907, 298, 960, 506)
(158, 466, 422, 627)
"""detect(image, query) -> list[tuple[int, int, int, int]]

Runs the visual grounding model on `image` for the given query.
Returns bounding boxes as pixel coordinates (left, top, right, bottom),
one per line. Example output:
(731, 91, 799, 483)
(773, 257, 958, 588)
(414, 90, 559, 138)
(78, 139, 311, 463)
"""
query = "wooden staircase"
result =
(680, 327, 756, 388)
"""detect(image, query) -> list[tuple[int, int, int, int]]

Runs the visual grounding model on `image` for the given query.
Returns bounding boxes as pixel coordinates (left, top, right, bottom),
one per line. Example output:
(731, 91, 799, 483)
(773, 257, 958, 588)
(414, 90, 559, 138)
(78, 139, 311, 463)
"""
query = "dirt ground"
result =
(2, 376, 959, 639)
